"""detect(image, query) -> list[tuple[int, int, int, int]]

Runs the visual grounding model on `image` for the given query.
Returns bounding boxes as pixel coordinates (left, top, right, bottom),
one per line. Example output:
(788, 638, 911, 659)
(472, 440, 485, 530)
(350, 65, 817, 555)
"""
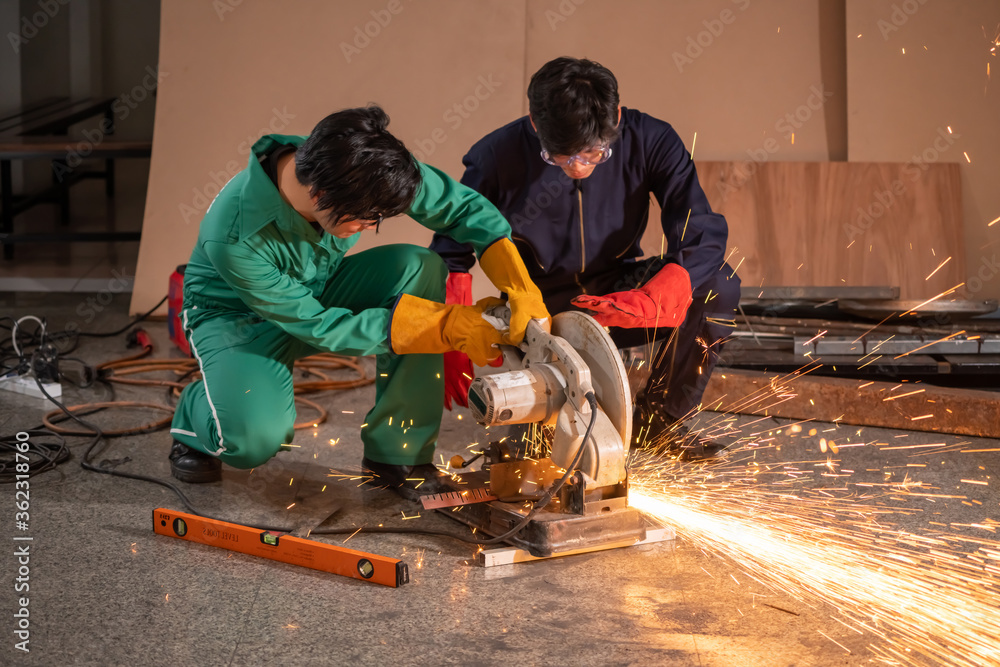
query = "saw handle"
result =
(484, 304, 551, 354)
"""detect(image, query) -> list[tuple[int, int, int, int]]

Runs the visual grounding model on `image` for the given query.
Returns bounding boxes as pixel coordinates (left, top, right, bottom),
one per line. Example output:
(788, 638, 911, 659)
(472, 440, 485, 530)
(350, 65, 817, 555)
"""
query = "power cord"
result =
(461, 391, 598, 546)
(2, 313, 600, 549)
(0, 296, 168, 374)
(0, 428, 70, 482)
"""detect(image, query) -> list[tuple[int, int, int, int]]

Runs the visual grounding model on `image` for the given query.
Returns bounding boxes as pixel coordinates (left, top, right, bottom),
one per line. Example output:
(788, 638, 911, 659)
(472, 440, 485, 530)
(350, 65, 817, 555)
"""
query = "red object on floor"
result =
(129, 328, 153, 350)
(168, 265, 191, 357)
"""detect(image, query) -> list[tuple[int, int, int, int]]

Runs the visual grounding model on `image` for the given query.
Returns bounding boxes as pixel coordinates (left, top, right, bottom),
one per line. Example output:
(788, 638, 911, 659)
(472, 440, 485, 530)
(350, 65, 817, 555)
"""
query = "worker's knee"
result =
(218, 419, 293, 469)
(394, 245, 447, 301)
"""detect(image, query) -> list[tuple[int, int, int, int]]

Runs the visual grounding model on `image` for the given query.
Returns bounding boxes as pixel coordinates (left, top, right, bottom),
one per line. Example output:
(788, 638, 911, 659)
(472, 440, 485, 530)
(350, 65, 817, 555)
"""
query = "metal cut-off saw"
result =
(421, 310, 664, 560)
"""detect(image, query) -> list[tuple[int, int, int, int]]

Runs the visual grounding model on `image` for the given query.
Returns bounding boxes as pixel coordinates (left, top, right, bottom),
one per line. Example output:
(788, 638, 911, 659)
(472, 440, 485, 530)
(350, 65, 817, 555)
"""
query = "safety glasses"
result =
(540, 144, 613, 167)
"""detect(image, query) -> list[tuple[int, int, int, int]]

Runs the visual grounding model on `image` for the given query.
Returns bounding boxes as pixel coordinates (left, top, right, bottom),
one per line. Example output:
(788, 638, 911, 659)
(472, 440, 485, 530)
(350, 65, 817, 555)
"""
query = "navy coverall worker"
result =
(169, 107, 548, 496)
(431, 58, 740, 458)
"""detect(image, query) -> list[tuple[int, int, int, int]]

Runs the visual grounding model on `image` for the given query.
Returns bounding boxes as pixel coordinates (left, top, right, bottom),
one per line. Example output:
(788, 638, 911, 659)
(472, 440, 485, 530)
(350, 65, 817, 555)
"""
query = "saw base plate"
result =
(478, 527, 675, 567)
(433, 472, 649, 558)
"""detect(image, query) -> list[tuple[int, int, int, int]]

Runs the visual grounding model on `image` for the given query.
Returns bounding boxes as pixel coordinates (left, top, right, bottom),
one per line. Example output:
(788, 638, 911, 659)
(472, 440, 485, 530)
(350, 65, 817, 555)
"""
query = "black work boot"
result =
(632, 401, 727, 462)
(361, 457, 450, 501)
(169, 441, 222, 483)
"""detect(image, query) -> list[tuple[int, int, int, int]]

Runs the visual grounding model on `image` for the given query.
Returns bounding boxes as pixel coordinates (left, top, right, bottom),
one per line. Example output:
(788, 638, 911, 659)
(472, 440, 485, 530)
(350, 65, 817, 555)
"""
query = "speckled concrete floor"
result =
(1, 292, 997, 666)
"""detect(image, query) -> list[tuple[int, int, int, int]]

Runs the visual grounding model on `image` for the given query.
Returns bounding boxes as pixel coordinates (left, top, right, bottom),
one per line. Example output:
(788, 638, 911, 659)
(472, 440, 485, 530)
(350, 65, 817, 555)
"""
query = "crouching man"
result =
(169, 105, 549, 499)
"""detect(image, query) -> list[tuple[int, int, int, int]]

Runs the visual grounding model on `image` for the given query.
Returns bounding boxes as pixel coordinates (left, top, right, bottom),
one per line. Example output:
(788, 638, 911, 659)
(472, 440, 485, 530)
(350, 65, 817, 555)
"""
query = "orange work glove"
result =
(479, 238, 550, 346)
(390, 294, 506, 367)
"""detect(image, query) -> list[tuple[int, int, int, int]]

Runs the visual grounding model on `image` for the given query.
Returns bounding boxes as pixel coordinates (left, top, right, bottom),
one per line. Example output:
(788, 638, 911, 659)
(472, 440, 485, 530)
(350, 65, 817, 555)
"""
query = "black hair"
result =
(295, 105, 421, 222)
(527, 57, 620, 156)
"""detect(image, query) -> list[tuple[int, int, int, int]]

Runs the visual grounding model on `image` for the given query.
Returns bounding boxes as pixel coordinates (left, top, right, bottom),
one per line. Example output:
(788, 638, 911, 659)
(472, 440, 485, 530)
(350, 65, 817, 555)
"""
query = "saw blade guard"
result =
(467, 311, 632, 488)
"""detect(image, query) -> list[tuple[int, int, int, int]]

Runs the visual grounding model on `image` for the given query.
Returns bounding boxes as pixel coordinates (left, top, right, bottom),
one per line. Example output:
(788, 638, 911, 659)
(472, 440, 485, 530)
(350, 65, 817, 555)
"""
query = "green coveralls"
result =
(169, 134, 509, 469)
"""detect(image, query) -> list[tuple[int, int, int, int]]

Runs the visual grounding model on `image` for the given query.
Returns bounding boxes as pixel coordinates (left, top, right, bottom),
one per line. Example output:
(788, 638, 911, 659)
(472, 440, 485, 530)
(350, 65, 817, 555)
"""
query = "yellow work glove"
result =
(479, 238, 551, 346)
(389, 294, 506, 367)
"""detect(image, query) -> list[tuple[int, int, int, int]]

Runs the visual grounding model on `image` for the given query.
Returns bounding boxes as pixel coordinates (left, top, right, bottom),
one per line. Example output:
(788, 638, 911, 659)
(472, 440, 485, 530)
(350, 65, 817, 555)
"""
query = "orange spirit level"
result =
(152, 508, 408, 587)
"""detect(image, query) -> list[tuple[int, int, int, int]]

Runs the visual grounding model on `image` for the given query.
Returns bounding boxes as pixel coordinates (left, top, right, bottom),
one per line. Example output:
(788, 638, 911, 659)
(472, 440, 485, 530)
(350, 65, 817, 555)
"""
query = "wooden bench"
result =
(0, 97, 152, 259)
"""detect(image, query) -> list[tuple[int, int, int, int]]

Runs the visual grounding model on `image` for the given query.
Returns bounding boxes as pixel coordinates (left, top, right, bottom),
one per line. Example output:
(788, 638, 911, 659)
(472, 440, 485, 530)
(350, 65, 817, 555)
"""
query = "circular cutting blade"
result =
(551, 311, 632, 448)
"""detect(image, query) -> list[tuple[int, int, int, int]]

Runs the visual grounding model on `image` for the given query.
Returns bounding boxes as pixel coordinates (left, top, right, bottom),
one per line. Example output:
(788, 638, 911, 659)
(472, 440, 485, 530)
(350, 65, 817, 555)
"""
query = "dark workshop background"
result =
(0, 0, 997, 311)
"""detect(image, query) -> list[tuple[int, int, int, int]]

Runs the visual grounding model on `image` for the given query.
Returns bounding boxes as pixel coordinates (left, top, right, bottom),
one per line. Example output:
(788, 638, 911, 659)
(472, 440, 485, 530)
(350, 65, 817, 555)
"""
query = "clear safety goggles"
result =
(540, 144, 613, 167)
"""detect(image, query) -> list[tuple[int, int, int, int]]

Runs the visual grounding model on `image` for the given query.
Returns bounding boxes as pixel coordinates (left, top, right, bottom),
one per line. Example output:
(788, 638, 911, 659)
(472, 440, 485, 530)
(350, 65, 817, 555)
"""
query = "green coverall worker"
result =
(169, 134, 521, 469)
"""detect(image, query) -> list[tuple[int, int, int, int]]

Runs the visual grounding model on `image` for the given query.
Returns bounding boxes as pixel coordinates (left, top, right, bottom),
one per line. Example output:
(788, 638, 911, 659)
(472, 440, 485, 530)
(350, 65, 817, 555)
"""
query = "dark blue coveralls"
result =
(430, 108, 740, 420)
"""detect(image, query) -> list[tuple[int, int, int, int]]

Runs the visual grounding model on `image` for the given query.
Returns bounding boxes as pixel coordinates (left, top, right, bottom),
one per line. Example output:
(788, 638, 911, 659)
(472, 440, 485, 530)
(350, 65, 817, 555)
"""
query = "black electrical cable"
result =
(24, 354, 603, 545)
(467, 391, 599, 546)
(305, 393, 602, 545)
(310, 392, 601, 546)
(5, 327, 604, 548)
(5, 348, 460, 539)
(24, 365, 266, 525)
(76, 295, 168, 338)
(0, 429, 70, 482)
(0, 295, 168, 369)
(49, 386, 599, 547)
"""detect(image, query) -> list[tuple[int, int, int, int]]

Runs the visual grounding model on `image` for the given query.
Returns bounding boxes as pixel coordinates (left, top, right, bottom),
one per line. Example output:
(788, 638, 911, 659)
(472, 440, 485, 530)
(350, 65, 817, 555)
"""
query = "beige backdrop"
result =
(846, 0, 1000, 302)
(132, 0, 1000, 313)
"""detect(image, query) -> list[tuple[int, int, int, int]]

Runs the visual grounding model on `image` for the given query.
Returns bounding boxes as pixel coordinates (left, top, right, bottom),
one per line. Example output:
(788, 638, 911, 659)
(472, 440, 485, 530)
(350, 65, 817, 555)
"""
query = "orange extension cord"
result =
(42, 345, 374, 437)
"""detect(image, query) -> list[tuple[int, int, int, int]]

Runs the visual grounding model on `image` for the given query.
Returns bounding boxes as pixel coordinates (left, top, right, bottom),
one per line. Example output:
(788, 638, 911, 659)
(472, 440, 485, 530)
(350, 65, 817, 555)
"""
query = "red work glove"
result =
(571, 263, 693, 329)
(443, 272, 474, 411)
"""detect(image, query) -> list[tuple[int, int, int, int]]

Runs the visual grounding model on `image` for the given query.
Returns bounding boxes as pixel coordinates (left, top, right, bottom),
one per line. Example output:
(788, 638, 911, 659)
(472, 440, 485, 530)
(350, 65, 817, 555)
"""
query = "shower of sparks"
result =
(618, 336, 1000, 666)
(989, 215, 1000, 227)
(628, 446, 1000, 666)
